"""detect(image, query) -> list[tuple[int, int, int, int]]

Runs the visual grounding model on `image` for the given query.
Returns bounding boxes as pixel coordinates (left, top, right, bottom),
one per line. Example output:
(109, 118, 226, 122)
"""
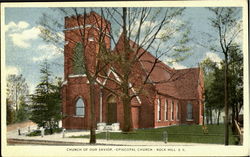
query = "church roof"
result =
(114, 33, 202, 100)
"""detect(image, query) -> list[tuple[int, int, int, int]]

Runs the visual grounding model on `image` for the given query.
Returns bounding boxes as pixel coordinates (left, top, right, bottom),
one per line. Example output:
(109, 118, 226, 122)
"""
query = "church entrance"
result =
(107, 95, 117, 125)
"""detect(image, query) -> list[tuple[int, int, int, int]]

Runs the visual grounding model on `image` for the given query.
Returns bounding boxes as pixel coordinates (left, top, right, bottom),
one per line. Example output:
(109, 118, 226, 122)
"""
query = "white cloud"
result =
(32, 44, 62, 62)
(163, 57, 187, 69)
(6, 66, 20, 76)
(157, 19, 183, 39)
(9, 26, 41, 48)
(5, 21, 30, 32)
(172, 62, 187, 69)
(227, 19, 242, 45)
(204, 52, 222, 63)
(29, 83, 37, 94)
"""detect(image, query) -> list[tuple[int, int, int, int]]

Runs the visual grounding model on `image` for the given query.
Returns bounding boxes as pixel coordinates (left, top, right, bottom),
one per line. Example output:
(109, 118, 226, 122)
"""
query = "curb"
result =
(7, 138, 86, 145)
(7, 138, 127, 146)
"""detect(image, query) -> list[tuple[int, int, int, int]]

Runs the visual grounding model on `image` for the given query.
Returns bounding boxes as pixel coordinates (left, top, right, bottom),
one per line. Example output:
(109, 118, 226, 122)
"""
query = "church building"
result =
(62, 12, 204, 130)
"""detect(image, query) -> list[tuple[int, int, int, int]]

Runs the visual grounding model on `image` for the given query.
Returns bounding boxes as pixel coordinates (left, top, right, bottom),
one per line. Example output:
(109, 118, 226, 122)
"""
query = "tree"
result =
(7, 74, 29, 111)
(200, 58, 217, 124)
(30, 60, 62, 134)
(227, 44, 243, 131)
(97, 7, 191, 132)
(210, 65, 224, 125)
(15, 95, 30, 123)
(39, 7, 191, 142)
(207, 7, 242, 145)
(201, 45, 243, 126)
(6, 98, 15, 125)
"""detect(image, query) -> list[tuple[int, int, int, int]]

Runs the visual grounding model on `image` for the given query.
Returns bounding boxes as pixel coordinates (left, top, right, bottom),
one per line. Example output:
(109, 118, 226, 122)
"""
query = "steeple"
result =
(64, 11, 111, 78)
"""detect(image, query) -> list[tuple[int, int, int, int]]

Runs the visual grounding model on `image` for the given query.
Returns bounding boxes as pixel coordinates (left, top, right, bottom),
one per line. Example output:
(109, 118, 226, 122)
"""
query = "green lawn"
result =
(70, 124, 238, 145)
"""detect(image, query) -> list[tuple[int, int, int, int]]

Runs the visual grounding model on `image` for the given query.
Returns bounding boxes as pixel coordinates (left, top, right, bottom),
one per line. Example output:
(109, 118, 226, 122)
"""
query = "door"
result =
(107, 95, 117, 125)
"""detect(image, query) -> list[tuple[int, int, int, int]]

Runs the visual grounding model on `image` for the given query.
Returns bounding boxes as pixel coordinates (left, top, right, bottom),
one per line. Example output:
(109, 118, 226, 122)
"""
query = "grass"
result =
(70, 124, 238, 145)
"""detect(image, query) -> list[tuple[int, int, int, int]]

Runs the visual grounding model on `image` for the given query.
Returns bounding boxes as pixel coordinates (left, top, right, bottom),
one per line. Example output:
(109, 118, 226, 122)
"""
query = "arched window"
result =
(157, 99, 161, 121)
(76, 98, 85, 116)
(171, 101, 174, 121)
(165, 100, 168, 121)
(73, 43, 85, 75)
(187, 103, 193, 120)
(176, 103, 179, 120)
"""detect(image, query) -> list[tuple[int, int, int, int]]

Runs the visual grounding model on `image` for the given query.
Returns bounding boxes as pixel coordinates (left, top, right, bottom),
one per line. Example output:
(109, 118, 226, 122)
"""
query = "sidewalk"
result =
(7, 128, 223, 146)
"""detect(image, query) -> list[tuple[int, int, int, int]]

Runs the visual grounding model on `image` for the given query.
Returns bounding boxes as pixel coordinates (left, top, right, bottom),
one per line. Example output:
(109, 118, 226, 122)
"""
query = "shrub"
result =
(26, 128, 63, 136)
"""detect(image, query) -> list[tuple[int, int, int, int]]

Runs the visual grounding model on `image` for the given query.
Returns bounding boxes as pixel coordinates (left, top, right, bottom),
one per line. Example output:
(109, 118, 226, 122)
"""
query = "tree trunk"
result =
(121, 7, 133, 132)
(235, 104, 239, 122)
(89, 79, 96, 144)
(217, 110, 221, 125)
(224, 53, 229, 145)
(16, 85, 18, 111)
(205, 108, 209, 124)
(231, 104, 236, 134)
(209, 108, 213, 124)
(49, 121, 53, 134)
(232, 104, 235, 124)
(122, 96, 132, 132)
(202, 102, 205, 125)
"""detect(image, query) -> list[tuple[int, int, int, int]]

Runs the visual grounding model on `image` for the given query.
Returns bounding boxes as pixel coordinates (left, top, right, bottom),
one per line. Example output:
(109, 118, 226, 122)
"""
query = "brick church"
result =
(62, 12, 204, 130)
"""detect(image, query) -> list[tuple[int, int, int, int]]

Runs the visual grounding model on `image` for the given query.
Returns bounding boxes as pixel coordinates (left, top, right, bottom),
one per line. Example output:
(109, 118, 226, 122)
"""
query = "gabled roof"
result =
(156, 68, 201, 100)
(113, 33, 202, 100)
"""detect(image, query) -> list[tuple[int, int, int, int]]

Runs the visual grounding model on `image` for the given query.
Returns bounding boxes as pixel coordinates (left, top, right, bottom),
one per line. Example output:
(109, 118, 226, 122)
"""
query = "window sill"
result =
(73, 116, 85, 118)
(186, 119, 193, 121)
(69, 74, 86, 78)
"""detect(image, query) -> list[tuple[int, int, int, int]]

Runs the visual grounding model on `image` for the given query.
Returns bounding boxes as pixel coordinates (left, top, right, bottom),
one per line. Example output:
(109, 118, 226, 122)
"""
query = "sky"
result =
(4, 7, 242, 94)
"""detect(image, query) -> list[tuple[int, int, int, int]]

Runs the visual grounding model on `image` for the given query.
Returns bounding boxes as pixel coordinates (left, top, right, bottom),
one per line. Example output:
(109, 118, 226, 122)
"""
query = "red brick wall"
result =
(64, 12, 111, 78)
(62, 77, 101, 129)
(131, 107, 139, 129)
(179, 100, 201, 125)
(154, 97, 182, 128)
(62, 12, 111, 130)
(101, 72, 125, 129)
(137, 84, 156, 129)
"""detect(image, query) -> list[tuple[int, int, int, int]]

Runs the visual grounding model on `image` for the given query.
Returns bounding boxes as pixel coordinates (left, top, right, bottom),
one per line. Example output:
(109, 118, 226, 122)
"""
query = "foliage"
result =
(227, 44, 243, 123)
(200, 58, 219, 124)
(7, 98, 15, 125)
(201, 44, 243, 125)
(6, 74, 29, 111)
(26, 128, 63, 136)
(14, 96, 30, 123)
(29, 60, 62, 134)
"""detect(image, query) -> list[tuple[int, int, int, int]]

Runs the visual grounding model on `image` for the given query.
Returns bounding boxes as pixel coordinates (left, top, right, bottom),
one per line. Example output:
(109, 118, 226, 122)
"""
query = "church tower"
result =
(62, 12, 111, 129)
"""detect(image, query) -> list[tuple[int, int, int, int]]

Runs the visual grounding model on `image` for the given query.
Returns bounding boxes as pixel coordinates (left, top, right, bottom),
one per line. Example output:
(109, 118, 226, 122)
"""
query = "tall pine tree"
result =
(30, 60, 62, 134)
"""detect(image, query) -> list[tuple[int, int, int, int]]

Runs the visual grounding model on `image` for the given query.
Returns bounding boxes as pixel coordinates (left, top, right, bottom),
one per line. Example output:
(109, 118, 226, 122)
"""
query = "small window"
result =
(76, 98, 85, 116)
(165, 100, 168, 121)
(187, 103, 193, 120)
(157, 99, 161, 121)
